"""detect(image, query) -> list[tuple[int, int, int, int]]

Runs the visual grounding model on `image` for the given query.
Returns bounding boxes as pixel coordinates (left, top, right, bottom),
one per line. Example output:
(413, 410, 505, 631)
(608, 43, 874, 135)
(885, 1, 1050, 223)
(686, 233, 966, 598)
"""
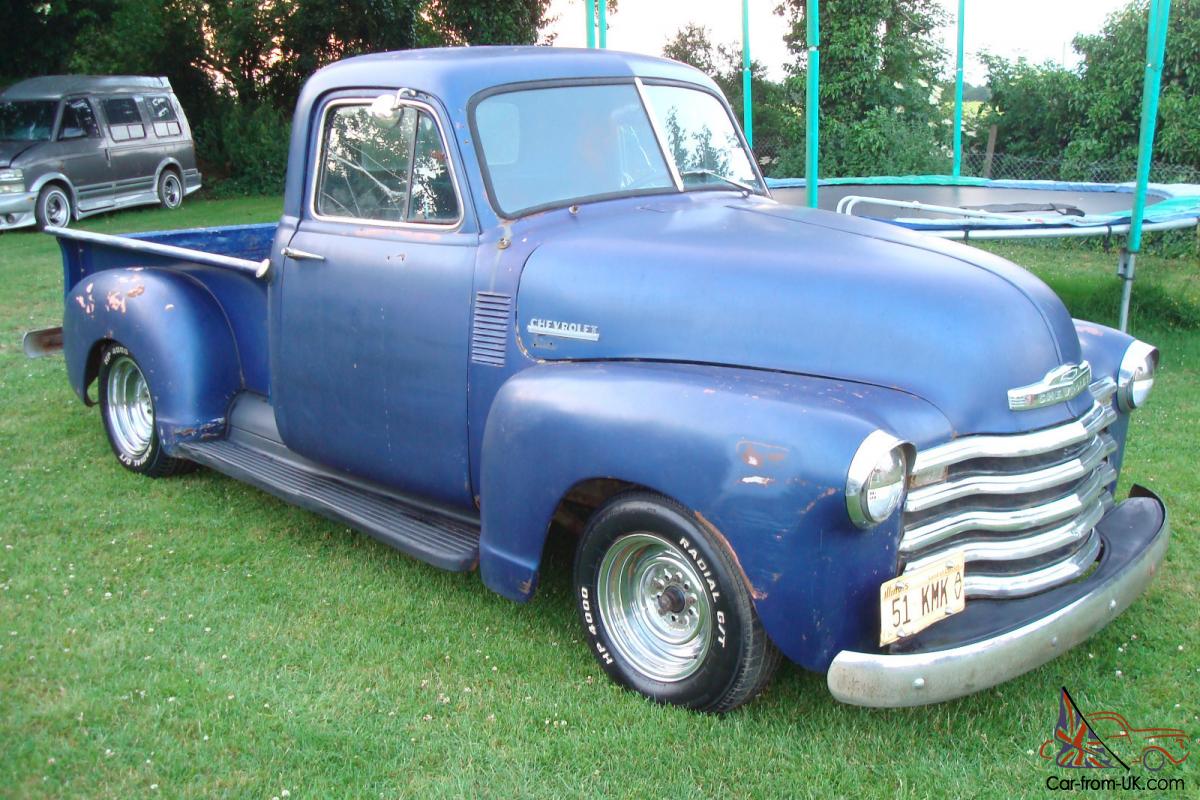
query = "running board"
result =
(178, 438, 480, 572)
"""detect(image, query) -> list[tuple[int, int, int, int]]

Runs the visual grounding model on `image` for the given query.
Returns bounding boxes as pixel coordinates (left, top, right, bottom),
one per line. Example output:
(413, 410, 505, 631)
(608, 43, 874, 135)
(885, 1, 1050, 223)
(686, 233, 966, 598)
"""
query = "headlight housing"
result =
(846, 431, 911, 528)
(0, 168, 23, 194)
(1117, 340, 1158, 412)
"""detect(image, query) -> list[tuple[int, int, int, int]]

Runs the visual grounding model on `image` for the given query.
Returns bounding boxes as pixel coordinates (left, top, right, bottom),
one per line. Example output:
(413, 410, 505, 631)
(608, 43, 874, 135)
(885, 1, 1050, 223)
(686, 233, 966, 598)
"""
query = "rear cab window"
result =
(101, 97, 146, 142)
(313, 98, 460, 226)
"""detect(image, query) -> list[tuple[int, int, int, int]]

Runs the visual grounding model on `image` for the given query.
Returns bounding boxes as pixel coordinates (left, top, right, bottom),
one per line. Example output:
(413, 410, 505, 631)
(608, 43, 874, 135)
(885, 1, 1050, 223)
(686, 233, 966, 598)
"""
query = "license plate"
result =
(879, 551, 965, 645)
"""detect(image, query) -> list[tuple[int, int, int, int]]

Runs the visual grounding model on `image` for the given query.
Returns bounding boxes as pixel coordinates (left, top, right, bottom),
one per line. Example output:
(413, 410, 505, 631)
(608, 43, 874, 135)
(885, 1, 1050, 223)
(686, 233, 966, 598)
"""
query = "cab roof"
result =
(299, 46, 716, 110)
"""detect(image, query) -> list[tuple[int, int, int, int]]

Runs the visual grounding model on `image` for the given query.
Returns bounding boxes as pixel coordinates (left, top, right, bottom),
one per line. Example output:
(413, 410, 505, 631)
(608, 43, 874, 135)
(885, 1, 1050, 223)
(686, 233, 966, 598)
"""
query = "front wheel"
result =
(574, 492, 780, 712)
(98, 344, 190, 477)
(35, 184, 72, 229)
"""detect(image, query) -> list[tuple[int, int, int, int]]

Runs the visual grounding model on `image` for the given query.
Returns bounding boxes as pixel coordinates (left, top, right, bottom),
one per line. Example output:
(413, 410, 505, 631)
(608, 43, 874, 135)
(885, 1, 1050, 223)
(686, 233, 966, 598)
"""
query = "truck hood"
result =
(514, 194, 1094, 438)
(0, 140, 40, 168)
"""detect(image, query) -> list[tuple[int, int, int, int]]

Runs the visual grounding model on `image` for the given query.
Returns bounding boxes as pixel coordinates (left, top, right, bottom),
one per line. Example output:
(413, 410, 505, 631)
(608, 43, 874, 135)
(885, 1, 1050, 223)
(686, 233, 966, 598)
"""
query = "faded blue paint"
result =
(54, 48, 1153, 676)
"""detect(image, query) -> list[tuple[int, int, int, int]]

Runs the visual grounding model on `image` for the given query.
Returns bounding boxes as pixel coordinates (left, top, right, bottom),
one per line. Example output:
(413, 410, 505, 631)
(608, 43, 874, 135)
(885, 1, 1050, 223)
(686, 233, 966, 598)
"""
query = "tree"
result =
(661, 24, 793, 168)
(773, 0, 951, 177)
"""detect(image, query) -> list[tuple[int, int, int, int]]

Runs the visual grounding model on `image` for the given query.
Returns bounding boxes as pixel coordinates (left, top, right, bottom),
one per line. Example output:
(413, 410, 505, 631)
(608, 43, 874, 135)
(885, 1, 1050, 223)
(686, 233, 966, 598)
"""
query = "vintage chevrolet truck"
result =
(31, 48, 1168, 712)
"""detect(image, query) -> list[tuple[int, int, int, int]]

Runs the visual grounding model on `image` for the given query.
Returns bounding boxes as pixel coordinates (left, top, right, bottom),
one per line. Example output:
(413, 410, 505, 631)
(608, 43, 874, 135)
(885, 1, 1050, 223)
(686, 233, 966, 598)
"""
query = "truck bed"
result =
(53, 221, 277, 395)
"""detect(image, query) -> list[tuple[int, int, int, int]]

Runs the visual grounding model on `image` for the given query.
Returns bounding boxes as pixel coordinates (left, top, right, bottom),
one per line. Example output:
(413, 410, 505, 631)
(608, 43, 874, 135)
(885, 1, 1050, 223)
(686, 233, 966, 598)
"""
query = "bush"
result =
(771, 107, 948, 178)
(194, 102, 292, 197)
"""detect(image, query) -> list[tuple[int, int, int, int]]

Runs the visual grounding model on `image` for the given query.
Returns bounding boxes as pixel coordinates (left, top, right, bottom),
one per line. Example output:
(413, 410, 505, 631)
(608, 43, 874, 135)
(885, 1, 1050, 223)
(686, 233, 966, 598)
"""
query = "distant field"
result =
(1, 197, 1196, 798)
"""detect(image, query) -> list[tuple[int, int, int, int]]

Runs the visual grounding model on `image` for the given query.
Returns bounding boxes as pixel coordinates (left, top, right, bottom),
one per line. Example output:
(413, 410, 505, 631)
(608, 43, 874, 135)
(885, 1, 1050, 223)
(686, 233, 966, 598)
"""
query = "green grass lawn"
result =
(1, 198, 1197, 798)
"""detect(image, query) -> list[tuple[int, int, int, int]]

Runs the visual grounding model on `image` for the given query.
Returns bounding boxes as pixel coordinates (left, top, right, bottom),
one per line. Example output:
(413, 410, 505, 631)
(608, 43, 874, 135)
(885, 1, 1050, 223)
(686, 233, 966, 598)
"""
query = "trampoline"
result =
(767, 175, 1200, 240)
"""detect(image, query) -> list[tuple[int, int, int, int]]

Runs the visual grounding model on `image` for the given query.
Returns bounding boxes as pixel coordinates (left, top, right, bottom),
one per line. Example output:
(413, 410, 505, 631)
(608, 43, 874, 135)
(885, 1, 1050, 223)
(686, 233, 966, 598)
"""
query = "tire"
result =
(157, 169, 183, 210)
(34, 184, 72, 230)
(1141, 748, 1166, 771)
(574, 491, 781, 712)
(97, 344, 191, 477)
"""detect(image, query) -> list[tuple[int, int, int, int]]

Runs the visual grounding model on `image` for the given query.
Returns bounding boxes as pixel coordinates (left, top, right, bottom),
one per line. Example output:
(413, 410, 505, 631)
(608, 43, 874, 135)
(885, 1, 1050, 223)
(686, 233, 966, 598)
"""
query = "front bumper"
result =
(827, 486, 1169, 707)
(0, 190, 36, 230)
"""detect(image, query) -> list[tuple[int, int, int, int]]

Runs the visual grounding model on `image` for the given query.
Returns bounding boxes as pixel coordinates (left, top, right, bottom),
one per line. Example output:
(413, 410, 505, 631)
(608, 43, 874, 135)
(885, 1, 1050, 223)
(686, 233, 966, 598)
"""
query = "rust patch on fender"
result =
(693, 511, 766, 601)
(799, 486, 838, 516)
(737, 440, 788, 468)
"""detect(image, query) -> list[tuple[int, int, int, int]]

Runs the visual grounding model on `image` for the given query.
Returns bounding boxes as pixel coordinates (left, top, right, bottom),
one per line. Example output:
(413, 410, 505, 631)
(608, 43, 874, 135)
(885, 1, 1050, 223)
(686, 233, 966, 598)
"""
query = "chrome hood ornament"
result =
(1008, 362, 1092, 411)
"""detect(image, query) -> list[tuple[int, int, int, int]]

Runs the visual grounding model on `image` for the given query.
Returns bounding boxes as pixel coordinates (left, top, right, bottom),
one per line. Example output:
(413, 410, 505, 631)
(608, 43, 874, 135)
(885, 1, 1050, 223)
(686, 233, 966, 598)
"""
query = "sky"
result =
(544, 0, 1133, 84)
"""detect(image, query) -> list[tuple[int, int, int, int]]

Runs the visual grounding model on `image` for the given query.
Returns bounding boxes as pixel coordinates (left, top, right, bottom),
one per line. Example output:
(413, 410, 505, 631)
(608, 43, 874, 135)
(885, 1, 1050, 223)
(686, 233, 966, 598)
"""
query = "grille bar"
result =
(900, 389, 1118, 600)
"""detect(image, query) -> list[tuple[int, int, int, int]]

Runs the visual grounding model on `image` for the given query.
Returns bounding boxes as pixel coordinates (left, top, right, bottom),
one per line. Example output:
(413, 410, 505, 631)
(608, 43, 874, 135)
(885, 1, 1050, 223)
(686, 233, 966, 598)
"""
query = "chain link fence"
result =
(961, 151, 1200, 185)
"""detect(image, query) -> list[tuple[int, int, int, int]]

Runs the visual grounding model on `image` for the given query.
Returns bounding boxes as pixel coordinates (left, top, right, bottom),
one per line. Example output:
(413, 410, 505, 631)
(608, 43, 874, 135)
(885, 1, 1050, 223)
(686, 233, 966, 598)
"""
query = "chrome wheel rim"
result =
(597, 532, 713, 682)
(162, 174, 182, 208)
(105, 356, 154, 457)
(45, 190, 70, 227)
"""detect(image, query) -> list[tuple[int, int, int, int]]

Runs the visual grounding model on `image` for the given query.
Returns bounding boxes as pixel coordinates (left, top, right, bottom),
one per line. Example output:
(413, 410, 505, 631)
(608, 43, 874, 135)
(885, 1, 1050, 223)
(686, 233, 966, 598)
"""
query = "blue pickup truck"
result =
(31, 48, 1168, 712)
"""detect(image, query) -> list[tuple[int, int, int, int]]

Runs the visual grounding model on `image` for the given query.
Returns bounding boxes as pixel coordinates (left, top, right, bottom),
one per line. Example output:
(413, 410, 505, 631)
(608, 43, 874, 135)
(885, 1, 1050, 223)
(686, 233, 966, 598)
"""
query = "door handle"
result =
(280, 246, 325, 262)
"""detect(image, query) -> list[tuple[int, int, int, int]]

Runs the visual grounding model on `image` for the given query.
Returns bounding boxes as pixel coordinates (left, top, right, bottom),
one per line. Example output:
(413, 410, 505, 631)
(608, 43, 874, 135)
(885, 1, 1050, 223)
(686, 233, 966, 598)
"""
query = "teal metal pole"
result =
(742, 0, 753, 147)
(805, 0, 819, 208)
(1119, 0, 1171, 331)
(586, 0, 596, 49)
(952, 0, 965, 177)
(599, 0, 607, 48)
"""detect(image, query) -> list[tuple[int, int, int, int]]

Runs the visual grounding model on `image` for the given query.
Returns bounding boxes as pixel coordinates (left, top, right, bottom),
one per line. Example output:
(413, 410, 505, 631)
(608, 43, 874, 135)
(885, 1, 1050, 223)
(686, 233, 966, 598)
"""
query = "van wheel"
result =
(157, 170, 183, 210)
(98, 344, 191, 477)
(573, 491, 781, 712)
(35, 185, 72, 229)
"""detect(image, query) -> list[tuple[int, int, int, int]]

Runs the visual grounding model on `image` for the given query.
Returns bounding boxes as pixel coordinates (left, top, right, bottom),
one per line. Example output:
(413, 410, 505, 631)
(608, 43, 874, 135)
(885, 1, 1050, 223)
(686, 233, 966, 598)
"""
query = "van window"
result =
(102, 97, 146, 142)
(147, 95, 182, 137)
(58, 99, 100, 140)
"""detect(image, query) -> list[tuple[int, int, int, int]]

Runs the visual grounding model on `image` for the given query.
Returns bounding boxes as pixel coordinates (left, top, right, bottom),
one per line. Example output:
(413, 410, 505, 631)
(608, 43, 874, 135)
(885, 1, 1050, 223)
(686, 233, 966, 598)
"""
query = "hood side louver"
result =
(471, 291, 511, 367)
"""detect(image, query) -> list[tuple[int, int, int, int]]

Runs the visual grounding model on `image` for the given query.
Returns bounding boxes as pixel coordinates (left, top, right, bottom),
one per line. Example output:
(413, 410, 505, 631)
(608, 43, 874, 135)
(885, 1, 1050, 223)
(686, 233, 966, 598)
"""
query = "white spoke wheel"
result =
(158, 171, 183, 209)
(35, 185, 72, 229)
(574, 492, 780, 712)
(97, 344, 191, 477)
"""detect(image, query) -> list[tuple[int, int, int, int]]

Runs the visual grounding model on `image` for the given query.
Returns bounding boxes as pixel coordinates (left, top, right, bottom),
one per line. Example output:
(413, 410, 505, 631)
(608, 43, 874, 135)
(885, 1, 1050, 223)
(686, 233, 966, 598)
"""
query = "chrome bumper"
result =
(827, 489, 1169, 707)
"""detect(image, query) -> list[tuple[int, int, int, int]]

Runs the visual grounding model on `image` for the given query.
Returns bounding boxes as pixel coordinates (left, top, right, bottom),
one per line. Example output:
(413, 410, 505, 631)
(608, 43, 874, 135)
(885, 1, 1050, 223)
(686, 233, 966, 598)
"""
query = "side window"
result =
(59, 99, 100, 140)
(102, 97, 146, 142)
(408, 111, 460, 223)
(146, 95, 182, 137)
(316, 103, 416, 222)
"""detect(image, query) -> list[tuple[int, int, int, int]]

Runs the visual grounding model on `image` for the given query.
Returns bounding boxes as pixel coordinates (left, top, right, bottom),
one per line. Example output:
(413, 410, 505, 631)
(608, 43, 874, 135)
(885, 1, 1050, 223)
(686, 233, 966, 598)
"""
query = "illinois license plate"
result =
(879, 552, 965, 645)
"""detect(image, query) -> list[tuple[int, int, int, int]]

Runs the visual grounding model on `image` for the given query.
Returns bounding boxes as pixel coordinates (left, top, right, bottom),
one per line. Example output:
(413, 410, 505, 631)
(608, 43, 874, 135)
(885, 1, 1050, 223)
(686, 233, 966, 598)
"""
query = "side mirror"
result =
(368, 88, 417, 123)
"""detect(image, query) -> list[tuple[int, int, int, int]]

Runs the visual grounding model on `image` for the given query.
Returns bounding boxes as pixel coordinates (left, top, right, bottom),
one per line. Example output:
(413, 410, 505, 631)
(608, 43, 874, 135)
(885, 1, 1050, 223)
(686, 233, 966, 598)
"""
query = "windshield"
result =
(473, 81, 762, 217)
(0, 100, 57, 142)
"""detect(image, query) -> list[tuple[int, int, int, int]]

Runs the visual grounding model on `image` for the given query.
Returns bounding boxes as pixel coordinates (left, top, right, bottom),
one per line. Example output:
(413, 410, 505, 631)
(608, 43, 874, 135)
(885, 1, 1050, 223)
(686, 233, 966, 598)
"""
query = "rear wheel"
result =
(98, 344, 190, 477)
(573, 491, 780, 712)
(35, 184, 72, 229)
(157, 169, 183, 210)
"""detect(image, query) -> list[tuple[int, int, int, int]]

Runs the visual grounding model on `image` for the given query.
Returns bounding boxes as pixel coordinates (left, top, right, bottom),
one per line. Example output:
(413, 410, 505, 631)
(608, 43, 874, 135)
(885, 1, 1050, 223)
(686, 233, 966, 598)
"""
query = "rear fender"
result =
(478, 361, 951, 669)
(64, 267, 242, 450)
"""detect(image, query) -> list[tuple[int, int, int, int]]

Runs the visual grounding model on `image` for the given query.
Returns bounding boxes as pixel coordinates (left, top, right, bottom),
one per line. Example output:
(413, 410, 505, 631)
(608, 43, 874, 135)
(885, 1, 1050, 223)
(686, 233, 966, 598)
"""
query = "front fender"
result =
(64, 267, 243, 450)
(478, 361, 951, 670)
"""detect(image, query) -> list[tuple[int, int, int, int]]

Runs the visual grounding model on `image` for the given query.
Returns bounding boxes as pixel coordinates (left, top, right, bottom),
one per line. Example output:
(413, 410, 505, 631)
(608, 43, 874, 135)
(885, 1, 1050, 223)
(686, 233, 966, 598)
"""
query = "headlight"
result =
(1117, 340, 1158, 412)
(0, 168, 23, 194)
(846, 431, 910, 528)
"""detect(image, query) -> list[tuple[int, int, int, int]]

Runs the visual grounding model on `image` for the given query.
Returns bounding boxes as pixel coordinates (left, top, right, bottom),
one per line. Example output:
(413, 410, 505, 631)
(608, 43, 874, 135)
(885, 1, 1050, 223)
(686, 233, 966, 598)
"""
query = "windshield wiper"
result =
(678, 169, 759, 194)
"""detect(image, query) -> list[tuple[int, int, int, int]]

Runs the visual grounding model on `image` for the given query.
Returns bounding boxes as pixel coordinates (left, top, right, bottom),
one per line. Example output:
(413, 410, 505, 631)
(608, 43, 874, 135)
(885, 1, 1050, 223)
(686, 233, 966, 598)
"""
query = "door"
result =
(273, 95, 476, 506)
(54, 97, 113, 212)
(98, 95, 155, 203)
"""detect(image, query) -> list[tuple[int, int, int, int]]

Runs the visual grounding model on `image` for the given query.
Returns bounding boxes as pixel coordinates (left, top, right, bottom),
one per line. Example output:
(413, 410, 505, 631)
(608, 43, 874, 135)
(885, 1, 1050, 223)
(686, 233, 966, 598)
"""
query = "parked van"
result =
(0, 75, 200, 231)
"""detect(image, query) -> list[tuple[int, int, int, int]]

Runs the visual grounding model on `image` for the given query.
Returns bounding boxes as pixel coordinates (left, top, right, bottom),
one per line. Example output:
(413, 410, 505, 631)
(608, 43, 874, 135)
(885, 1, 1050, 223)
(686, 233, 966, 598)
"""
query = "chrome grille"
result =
(899, 381, 1118, 599)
